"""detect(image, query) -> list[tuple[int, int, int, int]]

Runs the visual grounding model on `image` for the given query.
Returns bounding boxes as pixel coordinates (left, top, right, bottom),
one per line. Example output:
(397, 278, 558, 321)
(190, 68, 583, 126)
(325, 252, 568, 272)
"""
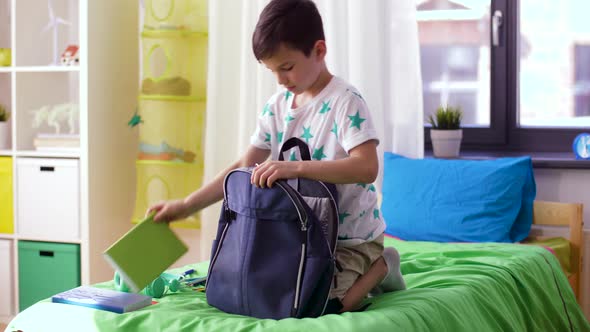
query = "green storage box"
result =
(18, 241, 80, 311)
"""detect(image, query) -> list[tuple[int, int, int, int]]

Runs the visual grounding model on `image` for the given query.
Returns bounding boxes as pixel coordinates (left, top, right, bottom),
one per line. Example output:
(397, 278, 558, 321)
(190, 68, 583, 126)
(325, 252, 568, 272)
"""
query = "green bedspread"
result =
(6, 238, 589, 332)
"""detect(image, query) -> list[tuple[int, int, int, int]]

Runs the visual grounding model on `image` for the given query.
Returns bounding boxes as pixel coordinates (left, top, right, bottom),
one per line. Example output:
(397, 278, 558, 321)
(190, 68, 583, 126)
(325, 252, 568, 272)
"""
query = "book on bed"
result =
(103, 213, 188, 292)
(51, 286, 152, 313)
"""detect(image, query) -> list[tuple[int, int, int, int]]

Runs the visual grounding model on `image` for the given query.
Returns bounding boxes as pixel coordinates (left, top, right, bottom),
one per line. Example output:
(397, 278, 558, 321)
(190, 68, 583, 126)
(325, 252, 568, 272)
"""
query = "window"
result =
(417, 0, 590, 152)
(574, 45, 590, 119)
(417, 0, 491, 128)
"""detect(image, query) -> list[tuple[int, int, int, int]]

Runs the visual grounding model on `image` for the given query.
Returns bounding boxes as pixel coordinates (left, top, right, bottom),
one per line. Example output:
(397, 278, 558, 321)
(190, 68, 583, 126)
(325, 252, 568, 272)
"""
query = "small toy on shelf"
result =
(61, 45, 79, 66)
(31, 103, 79, 135)
(42, 0, 72, 65)
(138, 141, 196, 163)
(0, 48, 11, 66)
(141, 77, 191, 96)
(0, 103, 9, 122)
(0, 103, 10, 149)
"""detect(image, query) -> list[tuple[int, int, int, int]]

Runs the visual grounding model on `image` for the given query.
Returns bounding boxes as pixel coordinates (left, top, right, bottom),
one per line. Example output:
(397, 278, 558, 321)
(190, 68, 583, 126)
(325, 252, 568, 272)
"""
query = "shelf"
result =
(15, 150, 80, 159)
(15, 71, 80, 151)
(14, 66, 81, 73)
(0, 0, 144, 320)
(0, 66, 80, 73)
(15, 0, 79, 67)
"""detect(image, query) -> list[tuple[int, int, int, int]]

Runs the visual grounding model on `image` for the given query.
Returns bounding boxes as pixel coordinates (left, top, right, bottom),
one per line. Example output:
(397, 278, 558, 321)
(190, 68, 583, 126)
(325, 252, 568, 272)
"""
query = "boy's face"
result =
(261, 42, 326, 95)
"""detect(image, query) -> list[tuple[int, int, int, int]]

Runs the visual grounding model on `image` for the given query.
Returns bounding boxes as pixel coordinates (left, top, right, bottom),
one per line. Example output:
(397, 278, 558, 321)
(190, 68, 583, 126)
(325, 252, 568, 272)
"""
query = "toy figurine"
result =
(61, 45, 79, 66)
(31, 103, 79, 134)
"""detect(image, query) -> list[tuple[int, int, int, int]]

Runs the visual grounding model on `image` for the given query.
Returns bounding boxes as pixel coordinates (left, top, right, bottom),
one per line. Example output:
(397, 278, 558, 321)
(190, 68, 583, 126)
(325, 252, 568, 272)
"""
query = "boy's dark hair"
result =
(252, 0, 325, 61)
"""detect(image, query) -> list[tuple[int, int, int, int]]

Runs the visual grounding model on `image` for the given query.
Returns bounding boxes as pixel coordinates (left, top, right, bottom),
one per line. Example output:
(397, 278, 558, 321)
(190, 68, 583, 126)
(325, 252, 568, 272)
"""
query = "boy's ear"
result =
(314, 40, 327, 59)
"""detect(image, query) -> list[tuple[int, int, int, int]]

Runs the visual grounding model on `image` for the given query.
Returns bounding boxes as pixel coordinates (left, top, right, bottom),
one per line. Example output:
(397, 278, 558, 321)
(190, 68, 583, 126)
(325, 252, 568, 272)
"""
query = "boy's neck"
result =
(293, 69, 333, 108)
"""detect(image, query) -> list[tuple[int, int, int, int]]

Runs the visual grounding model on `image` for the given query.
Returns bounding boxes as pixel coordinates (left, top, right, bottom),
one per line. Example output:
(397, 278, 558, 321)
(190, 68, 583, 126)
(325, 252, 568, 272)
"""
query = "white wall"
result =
(534, 168, 590, 319)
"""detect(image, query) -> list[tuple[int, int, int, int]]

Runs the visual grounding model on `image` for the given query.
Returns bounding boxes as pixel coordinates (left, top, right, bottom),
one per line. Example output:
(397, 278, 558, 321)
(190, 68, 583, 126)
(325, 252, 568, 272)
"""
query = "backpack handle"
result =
(278, 137, 312, 161)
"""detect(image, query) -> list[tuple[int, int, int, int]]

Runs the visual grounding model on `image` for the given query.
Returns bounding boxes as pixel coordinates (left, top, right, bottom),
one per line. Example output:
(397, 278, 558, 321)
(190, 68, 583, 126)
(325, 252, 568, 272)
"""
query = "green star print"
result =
(301, 126, 314, 143)
(285, 91, 292, 100)
(331, 121, 338, 137)
(289, 152, 298, 161)
(312, 146, 327, 160)
(373, 208, 380, 219)
(339, 212, 351, 224)
(277, 132, 284, 143)
(264, 132, 271, 142)
(262, 104, 274, 116)
(348, 110, 366, 130)
(319, 100, 331, 114)
(285, 114, 295, 124)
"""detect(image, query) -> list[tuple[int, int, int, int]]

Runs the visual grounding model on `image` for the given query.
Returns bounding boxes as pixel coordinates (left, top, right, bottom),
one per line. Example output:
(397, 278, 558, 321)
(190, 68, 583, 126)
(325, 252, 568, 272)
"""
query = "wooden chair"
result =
(527, 201, 584, 303)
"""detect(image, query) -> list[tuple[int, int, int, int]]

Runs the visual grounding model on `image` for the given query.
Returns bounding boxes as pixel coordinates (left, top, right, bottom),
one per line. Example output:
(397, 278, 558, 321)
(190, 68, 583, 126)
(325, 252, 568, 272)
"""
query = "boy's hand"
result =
(147, 199, 191, 223)
(251, 161, 301, 188)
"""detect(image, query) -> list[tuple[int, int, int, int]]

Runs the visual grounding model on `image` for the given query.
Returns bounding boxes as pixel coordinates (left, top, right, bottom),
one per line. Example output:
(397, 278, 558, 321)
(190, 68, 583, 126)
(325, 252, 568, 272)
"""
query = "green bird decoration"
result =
(128, 109, 143, 128)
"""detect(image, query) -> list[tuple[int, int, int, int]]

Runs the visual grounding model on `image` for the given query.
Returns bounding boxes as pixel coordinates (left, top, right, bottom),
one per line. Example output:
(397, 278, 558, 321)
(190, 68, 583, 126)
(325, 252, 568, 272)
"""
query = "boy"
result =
(148, 0, 405, 313)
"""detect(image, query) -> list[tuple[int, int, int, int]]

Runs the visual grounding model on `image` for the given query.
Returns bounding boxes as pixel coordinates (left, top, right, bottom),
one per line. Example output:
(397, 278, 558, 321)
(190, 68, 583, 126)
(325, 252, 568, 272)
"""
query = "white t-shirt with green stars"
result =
(250, 76, 385, 247)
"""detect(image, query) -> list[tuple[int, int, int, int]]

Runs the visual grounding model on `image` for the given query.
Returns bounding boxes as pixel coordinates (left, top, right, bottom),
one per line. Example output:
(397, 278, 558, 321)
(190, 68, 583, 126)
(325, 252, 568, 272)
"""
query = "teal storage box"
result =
(18, 241, 80, 311)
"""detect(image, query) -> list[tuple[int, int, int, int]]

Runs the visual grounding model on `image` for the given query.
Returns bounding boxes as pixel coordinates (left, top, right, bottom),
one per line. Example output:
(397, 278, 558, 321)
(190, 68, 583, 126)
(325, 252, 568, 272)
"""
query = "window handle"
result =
(492, 10, 503, 47)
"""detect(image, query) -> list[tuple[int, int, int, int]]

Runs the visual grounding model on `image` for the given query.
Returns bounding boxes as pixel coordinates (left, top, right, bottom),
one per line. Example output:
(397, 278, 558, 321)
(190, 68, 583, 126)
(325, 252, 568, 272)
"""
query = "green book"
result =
(103, 214, 188, 292)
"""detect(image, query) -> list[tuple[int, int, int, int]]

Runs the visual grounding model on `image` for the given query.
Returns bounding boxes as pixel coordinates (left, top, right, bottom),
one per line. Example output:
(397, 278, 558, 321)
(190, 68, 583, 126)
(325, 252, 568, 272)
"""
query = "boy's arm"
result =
(183, 145, 270, 212)
(151, 145, 270, 222)
(251, 140, 378, 188)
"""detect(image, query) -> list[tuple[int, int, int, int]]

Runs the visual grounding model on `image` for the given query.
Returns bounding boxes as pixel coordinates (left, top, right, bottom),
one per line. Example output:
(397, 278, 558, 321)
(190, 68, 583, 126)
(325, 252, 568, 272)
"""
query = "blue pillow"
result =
(382, 153, 536, 243)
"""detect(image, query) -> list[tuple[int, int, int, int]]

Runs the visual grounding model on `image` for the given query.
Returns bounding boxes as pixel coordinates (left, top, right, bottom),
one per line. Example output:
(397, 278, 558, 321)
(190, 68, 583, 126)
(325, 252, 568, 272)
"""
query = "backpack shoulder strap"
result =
(279, 137, 311, 161)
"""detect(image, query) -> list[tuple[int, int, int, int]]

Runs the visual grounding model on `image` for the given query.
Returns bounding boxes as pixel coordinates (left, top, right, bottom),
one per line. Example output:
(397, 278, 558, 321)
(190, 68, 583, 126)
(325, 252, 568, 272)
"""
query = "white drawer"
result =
(0, 240, 13, 318)
(17, 158, 80, 241)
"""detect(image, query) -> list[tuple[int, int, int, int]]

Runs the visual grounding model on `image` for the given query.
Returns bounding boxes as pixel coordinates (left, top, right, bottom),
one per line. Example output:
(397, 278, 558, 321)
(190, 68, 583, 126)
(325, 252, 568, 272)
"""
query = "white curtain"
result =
(200, 0, 423, 259)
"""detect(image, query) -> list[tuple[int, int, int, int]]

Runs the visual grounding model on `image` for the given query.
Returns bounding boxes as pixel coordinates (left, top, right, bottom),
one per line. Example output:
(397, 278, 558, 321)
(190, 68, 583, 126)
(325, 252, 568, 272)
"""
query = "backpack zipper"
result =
(293, 242, 306, 314)
(205, 218, 230, 288)
(274, 181, 309, 315)
(275, 181, 308, 231)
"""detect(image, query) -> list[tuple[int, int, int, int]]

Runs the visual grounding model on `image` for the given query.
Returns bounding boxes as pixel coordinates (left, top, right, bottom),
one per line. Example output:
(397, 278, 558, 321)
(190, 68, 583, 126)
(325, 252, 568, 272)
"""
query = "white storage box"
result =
(0, 239, 13, 319)
(17, 158, 80, 241)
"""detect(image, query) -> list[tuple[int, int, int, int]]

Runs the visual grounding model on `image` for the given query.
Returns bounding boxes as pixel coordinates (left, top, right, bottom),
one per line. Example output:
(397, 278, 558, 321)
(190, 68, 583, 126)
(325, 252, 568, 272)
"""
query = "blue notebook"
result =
(51, 286, 152, 314)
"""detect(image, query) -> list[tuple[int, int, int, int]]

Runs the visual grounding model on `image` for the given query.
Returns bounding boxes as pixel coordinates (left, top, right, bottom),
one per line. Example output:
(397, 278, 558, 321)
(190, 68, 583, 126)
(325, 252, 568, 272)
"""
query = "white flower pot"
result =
(431, 129, 462, 158)
(0, 121, 10, 149)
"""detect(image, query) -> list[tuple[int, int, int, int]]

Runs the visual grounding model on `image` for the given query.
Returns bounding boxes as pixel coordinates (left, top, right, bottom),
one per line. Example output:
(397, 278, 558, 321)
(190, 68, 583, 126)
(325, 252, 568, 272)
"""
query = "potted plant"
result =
(428, 105, 463, 158)
(0, 103, 10, 149)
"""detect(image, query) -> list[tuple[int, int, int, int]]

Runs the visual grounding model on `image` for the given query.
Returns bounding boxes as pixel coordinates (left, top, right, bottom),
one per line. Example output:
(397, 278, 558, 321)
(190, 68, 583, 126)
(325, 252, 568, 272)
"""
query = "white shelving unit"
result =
(0, 0, 139, 323)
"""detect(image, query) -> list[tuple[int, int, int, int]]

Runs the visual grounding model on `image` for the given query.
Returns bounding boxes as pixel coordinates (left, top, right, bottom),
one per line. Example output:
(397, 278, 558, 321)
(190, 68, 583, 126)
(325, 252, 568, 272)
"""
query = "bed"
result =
(4, 200, 589, 332)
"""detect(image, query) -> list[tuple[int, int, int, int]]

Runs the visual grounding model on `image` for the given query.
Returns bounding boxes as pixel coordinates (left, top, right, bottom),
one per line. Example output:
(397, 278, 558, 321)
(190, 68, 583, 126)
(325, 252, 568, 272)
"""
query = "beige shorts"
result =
(329, 234, 384, 300)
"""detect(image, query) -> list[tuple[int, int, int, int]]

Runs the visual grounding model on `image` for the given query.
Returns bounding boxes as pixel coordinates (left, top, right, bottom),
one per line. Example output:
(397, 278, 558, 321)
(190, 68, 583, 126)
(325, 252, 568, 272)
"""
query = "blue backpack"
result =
(206, 138, 339, 319)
